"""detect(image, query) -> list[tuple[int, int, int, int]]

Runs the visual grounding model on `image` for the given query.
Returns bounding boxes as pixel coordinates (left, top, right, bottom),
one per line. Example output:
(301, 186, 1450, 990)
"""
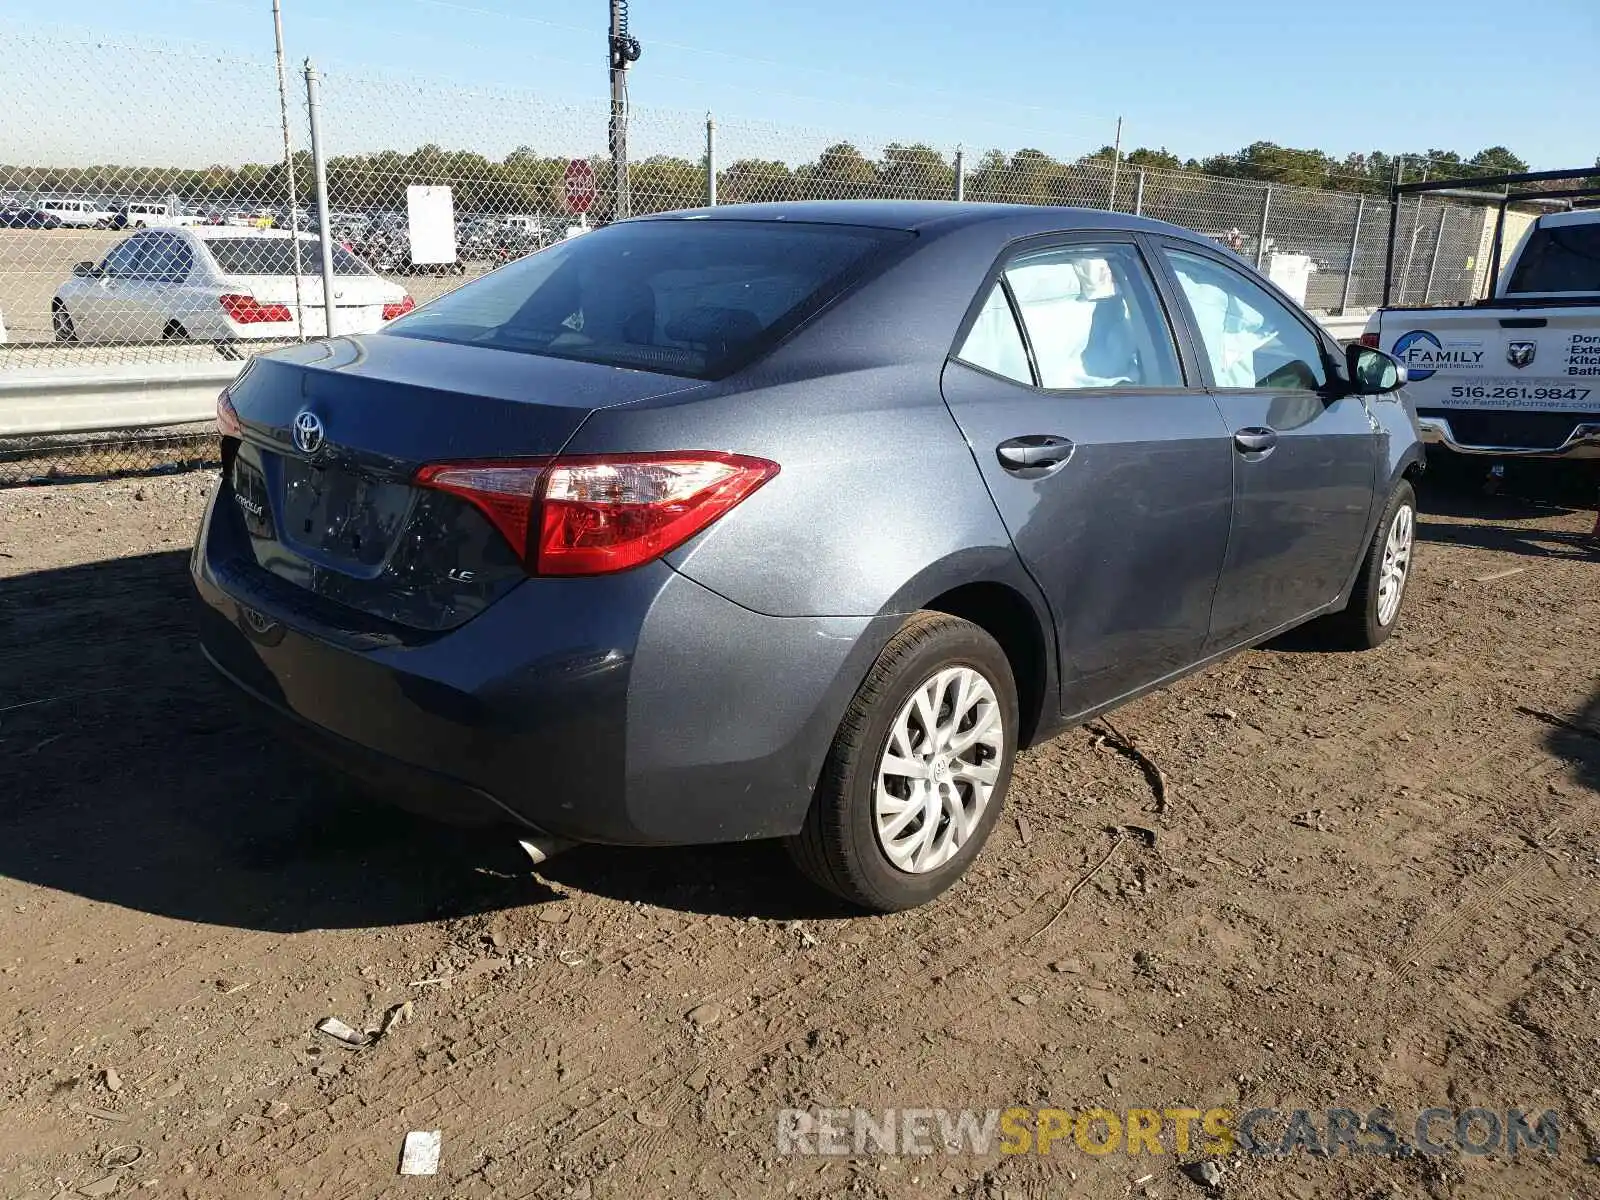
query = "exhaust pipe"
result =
(517, 837, 574, 866)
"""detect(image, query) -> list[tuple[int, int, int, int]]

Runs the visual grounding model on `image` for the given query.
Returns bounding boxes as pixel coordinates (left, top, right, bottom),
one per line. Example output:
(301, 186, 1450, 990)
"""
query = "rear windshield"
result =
(1506, 223, 1600, 294)
(206, 237, 373, 277)
(385, 219, 913, 378)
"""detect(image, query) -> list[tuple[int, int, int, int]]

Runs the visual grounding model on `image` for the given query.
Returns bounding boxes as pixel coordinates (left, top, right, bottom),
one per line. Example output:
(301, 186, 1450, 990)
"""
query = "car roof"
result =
(637, 199, 1199, 241)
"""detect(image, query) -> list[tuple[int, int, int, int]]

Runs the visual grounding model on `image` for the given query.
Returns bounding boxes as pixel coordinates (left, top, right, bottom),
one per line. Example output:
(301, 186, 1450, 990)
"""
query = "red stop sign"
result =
(563, 159, 597, 214)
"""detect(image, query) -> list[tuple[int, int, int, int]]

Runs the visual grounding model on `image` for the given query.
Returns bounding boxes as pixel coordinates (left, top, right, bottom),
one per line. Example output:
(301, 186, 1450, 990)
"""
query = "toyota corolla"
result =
(192, 201, 1422, 911)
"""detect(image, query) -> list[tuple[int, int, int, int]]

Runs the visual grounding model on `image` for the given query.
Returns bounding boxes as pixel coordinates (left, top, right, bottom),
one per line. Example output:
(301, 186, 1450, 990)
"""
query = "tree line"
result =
(1, 140, 1541, 222)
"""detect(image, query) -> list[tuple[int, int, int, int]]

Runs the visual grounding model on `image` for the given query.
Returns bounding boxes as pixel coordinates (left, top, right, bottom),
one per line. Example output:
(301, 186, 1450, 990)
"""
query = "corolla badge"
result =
(292, 409, 325, 455)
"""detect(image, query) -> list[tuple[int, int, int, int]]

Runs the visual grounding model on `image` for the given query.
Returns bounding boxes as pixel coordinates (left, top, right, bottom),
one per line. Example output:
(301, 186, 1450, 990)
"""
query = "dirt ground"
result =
(1, 468, 1598, 1200)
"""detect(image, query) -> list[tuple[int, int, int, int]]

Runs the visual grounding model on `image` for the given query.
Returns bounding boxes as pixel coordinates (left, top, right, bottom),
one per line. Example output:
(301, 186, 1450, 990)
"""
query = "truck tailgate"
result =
(1376, 307, 1600, 415)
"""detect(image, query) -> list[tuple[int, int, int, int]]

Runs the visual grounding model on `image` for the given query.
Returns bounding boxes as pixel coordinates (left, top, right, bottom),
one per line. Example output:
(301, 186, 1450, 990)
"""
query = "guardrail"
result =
(0, 360, 239, 436)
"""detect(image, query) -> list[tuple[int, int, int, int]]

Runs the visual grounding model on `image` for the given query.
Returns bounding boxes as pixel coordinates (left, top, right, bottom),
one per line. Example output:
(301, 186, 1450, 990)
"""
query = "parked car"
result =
(37, 197, 114, 228)
(111, 201, 199, 230)
(192, 201, 1422, 912)
(354, 219, 467, 277)
(458, 218, 548, 267)
(52, 227, 412, 346)
(0, 207, 63, 229)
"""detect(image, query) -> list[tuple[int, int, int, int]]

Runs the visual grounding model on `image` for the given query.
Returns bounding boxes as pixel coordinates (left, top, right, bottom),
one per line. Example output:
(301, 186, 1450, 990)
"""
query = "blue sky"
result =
(1, 0, 1594, 168)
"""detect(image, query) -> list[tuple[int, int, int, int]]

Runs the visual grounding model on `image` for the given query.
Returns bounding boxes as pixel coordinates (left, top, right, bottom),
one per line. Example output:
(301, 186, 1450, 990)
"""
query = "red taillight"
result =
(414, 452, 779, 576)
(1359, 332, 1380, 348)
(538, 453, 780, 575)
(220, 293, 293, 324)
(382, 295, 415, 321)
(216, 388, 242, 437)
(413, 461, 548, 556)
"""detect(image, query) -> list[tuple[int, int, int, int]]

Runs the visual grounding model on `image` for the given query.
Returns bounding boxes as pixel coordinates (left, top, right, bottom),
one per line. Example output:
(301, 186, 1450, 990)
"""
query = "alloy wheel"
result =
(1377, 503, 1414, 626)
(873, 666, 1005, 874)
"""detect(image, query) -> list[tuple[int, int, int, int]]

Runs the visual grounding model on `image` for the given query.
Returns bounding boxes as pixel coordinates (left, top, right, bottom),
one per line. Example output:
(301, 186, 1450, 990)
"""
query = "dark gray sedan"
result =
(192, 201, 1421, 911)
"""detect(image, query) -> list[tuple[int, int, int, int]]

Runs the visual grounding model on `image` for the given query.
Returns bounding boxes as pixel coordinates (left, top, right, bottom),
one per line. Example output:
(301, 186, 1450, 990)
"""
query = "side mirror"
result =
(1346, 343, 1407, 394)
(71, 261, 99, 278)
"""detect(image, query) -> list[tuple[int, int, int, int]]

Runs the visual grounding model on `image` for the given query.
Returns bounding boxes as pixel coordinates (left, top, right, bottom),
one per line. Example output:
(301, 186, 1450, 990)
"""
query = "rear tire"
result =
(162, 320, 189, 342)
(1319, 479, 1417, 649)
(52, 301, 76, 343)
(785, 611, 1018, 912)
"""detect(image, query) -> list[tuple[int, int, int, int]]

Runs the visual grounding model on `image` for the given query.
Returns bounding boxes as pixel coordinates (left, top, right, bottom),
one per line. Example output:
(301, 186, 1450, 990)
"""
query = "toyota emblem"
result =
(292, 409, 325, 455)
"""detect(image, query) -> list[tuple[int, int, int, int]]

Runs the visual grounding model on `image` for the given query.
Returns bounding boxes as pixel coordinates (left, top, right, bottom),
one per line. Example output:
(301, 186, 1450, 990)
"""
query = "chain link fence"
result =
(1, 26, 1499, 484)
(0, 424, 218, 486)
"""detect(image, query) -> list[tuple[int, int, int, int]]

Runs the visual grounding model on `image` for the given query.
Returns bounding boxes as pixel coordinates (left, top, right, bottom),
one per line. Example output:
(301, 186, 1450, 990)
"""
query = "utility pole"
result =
(608, 0, 641, 220)
(1107, 116, 1123, 211)
(304, 60, 338, 338)
(271, 0, 305, 335)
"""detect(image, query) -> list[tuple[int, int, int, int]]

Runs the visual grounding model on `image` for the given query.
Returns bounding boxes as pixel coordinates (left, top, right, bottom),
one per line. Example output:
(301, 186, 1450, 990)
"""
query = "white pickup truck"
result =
(1362, 208, 1600, 460)
(110, 201, 200, 230)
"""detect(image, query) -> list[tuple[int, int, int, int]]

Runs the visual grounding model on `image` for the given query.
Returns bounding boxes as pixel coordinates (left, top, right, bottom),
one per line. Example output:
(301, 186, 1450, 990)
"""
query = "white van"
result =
(38, 198, 113, 228)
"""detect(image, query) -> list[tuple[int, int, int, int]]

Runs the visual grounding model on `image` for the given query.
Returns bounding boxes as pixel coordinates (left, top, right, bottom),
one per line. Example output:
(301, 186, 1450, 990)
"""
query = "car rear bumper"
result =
(201, 643, 533, 829)
(191, 483, 888, 846)
(1417, 414, 1600, 459)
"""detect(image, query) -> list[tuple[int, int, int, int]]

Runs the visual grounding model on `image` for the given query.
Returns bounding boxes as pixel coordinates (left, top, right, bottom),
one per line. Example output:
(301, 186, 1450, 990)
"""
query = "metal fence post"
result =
(1382, 161, 1402, 307)
(1339, 196, 1365, 313)
(303, 59, 338, 339)
(1422, 205, 1447, 304)
(1399, 195, 1424, 305)
(1254, 185, 1272, 270)
(1133, 169, 1145, 217)
(705, 113, 716, 206)
(953, 146, 965, 202)
(271, 0, 305, 341)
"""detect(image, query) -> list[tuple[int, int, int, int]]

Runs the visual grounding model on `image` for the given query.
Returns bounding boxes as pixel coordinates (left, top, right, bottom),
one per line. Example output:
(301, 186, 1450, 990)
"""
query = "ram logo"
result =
(1507, 341, 1537, 369)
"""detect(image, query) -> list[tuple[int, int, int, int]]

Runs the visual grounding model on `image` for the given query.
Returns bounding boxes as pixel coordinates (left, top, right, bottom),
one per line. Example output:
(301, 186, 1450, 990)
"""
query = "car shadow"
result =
(1414, 474, 1597, 560)
(0, 550, 845, 932)
(535, 843, 859, 921)
(1530, 683, 1600, 798)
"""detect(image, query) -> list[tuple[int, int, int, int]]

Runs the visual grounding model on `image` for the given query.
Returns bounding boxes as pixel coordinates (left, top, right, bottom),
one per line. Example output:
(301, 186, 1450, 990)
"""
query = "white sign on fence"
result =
(406, 185, 457, 266)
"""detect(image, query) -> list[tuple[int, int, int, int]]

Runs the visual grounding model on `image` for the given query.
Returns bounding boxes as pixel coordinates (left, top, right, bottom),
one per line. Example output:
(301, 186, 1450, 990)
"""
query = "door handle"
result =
(1233, 426, 1278, 454)
(996, 434, 1075, 473)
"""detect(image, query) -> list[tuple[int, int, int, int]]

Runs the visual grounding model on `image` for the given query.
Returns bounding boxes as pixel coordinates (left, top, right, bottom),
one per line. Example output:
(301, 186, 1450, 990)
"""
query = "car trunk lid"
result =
(227, 274, 395, 337)
(223, 333, 704, 630)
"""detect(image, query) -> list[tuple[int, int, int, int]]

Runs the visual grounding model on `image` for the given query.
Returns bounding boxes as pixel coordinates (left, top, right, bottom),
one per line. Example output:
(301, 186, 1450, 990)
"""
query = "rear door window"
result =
(955, 285, 1033, 383)
(386, 219, 913, 379)
(1003, 243, 1182, 389)
(164, 236, 195, 282)
(1507, 223, 1600, 294)
(147, 234, 191, 283)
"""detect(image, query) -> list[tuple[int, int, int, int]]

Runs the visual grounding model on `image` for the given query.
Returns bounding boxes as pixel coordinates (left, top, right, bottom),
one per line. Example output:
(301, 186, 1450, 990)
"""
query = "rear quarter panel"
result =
(557, 220, 1042, 623)
(563, 363, 1029, 619)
